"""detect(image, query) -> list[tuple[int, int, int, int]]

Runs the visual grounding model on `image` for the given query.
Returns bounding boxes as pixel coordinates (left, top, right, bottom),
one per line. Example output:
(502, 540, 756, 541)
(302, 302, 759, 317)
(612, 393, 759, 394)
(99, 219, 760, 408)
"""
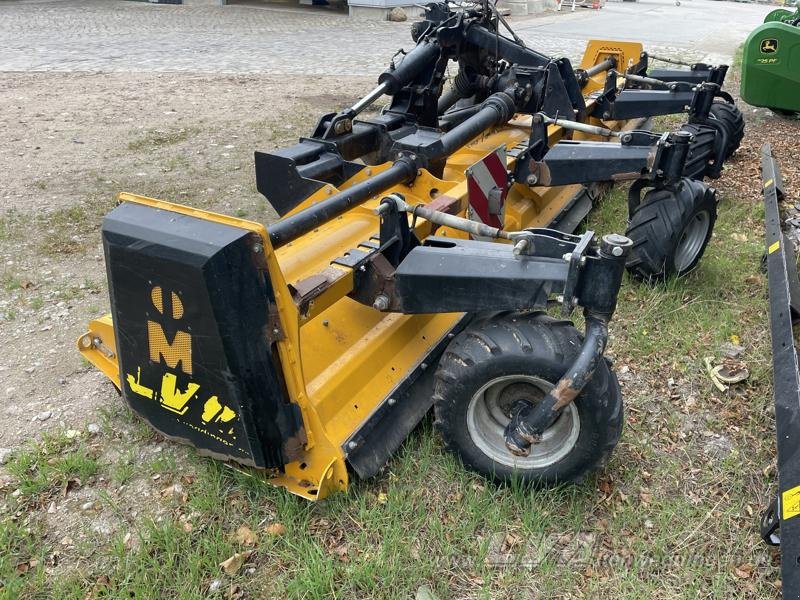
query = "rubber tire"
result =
(433, 312, 623, 486)
(679, 122, 718, 180)
(708, 102, 744, 160)
(625, 178, 717, 280)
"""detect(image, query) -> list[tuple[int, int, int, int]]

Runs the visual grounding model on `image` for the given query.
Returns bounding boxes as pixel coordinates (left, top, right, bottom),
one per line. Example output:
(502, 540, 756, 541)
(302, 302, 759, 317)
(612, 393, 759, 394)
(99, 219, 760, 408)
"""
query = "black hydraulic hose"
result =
(437, 87, 463, 115)
(267, 92, 517, 248)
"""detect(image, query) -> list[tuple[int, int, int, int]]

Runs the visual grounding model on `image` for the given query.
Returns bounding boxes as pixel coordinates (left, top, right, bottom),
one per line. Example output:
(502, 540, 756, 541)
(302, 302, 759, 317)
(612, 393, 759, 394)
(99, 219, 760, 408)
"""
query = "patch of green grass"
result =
(33, 180, 47, 190)
(5, 432, 99, 503)
(1, 272, 23, 293)
(36, 196, 114, 257)
(127, 127, 200, 152)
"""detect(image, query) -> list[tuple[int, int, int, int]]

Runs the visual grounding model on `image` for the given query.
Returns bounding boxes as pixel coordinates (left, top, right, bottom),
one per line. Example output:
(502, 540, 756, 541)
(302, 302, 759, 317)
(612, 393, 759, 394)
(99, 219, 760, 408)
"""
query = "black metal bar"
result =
(268, 158, 416, 248)
(761, 143, 800, 600)
(592, 88, 696, 120)
(267, 92, 516, 248)
(529, 140, 655, 186)
(392, 236, 569, 314)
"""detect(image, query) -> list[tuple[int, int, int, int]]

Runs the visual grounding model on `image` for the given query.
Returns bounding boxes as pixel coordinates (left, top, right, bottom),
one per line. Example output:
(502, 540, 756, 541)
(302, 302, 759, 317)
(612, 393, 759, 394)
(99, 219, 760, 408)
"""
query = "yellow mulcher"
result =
(78, 1, 743, 500)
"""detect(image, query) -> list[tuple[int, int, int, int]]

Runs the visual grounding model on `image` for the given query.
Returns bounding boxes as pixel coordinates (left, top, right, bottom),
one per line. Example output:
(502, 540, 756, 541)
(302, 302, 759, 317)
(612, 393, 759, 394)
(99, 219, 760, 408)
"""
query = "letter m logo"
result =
(147, 286, 192, 375)
(147, 322, 192, 375)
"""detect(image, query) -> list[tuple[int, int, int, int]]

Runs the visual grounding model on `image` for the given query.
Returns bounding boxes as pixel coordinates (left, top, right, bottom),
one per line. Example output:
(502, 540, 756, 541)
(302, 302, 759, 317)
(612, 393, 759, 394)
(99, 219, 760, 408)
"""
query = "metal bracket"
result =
(761, 143, 800, 599)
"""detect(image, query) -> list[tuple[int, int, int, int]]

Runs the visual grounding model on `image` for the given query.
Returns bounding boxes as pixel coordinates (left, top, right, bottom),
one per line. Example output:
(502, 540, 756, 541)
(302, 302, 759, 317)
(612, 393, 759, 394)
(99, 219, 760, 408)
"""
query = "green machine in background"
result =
(741, 4, 800, 115)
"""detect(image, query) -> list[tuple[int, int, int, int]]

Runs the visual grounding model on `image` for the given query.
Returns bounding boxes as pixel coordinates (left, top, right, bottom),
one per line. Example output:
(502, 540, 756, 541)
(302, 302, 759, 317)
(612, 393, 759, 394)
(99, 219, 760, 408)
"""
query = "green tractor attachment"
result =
(741, 4, 800, 115)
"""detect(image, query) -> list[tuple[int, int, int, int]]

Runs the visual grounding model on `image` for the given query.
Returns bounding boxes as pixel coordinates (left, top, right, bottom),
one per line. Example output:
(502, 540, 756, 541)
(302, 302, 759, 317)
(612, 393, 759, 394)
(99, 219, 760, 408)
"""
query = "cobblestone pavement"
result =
(0, 0, 771, 74)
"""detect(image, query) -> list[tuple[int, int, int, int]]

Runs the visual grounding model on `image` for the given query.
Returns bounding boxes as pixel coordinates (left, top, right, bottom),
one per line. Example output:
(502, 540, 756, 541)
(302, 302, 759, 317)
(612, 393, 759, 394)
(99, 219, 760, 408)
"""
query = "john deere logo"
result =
(761, 38, 778, 54)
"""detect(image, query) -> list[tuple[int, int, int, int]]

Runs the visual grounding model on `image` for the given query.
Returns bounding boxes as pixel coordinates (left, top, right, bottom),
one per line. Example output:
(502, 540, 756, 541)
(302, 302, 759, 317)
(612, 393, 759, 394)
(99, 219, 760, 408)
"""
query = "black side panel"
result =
(103, 202, 304, 469)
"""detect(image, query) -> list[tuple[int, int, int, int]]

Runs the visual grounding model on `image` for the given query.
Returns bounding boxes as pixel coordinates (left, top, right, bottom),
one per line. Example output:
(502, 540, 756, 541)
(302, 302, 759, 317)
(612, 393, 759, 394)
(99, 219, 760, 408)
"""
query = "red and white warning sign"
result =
(466, 146, 508, 238)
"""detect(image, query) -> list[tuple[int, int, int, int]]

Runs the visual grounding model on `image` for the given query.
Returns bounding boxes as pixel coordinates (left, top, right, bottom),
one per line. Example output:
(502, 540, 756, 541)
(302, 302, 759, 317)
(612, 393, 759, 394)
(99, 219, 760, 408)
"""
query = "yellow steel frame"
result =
(78, 40, 647, 500)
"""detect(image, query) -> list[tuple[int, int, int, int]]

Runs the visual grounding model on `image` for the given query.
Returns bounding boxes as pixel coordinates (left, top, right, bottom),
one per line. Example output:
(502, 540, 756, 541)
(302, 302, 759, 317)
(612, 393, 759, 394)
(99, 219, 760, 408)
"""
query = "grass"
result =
(127, 127, 199, 152)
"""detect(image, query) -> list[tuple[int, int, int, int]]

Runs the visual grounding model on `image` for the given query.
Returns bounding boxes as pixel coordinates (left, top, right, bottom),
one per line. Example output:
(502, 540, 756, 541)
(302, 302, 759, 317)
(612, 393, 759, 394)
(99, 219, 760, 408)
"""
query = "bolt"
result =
(421, 362, 428, 370)
(80, 335, 92, 349)
(556, 295, 565, 304)
(252, 243, 263, 254)
(359, 265, 367, 272)
(612, 246, 624, 257)
(562, 253, 572, 261)
(272, 328, 280, 336)
(526, 174, 538, 186)
(322, 320, 329, 327)
(373, 294, 390, 311)
(347, 441, 357, 450)
(387, 398, 396, 406)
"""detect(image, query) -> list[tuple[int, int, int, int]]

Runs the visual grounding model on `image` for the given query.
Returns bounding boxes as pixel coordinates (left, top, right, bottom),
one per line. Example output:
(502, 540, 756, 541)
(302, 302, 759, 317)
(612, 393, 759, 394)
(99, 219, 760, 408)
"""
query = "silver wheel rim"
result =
(674, 210, 710, 273)
(466, 375, 580, 469)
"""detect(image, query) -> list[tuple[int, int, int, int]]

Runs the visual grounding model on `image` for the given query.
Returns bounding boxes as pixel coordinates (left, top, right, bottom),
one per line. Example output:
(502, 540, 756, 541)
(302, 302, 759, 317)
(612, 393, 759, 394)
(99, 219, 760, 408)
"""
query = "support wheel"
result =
(708, 101, 744, 160)
(433, 312, 623, 485)
(679, 123, 718, 180)
(625, 178, 717, 280)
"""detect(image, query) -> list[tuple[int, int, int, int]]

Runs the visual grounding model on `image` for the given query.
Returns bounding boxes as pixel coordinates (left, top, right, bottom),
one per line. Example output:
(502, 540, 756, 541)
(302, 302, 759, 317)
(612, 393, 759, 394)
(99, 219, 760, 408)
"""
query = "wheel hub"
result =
(466, 375, 580, 469)
(674, 209, 710, 273)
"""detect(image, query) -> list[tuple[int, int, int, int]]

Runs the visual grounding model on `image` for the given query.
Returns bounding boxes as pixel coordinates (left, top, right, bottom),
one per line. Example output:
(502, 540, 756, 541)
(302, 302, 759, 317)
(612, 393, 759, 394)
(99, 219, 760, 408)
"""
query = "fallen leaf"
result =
(265, 523, 286, 537)
(219, 551, 252, 576)
(332, 543, 349, 562)
(377, 492, 388, 504)
(232, 525, 258, 546)
(735, 563, 753, 579)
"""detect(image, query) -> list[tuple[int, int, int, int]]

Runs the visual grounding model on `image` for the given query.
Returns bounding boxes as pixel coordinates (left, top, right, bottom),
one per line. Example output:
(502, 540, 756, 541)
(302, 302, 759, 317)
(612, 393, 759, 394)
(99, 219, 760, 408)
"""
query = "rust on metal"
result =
(282, 430, 308, 462)
(426, 194, 462, 215)
(551, 378, 580, 410)
(289, 267, 347, 316)
(610, 171, 644, 182)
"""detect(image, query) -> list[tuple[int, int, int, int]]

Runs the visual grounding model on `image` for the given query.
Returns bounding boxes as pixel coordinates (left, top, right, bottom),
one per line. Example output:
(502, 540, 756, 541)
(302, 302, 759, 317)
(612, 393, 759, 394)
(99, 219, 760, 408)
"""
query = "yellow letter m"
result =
(147, 321, 192, 375)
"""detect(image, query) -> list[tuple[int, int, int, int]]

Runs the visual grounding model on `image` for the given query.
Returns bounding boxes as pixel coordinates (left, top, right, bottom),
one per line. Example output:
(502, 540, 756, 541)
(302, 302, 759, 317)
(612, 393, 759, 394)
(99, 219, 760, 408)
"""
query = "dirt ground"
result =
(0, 71, 374, 450)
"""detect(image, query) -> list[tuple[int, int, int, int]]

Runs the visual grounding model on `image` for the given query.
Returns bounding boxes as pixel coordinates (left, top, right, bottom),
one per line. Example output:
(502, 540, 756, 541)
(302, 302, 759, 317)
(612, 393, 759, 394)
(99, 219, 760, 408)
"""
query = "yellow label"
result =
(783, 486, 800, 520)
(764, 178, 774, 189)
(769, 240, 781, 254)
